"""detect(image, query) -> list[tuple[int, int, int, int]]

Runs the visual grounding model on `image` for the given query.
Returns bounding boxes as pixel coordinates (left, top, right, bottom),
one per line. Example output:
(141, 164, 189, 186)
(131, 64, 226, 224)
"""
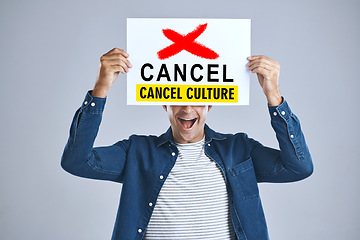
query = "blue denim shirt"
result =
(61, 91, 313, 240)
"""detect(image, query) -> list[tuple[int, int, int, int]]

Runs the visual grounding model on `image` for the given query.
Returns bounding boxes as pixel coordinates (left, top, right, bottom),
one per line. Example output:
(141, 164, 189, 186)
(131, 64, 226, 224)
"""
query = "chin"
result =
(178, 132, 201, 143)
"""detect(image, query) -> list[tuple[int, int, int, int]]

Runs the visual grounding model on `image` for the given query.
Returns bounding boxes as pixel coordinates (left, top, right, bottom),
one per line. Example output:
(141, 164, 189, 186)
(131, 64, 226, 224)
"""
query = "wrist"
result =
(266, 91, 282, 106)
(92, 85, 109, 98)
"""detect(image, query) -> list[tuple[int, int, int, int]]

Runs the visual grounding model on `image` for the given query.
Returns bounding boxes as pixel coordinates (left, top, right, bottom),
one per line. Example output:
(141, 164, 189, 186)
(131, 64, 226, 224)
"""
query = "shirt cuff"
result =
(268, 97, 292, 122)
(80, 90, 107, 114)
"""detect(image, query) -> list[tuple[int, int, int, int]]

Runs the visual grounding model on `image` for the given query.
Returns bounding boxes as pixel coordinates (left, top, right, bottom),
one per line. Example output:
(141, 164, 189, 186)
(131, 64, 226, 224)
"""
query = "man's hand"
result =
(92, 48, 132, 98)
(247, 55, 282, 106)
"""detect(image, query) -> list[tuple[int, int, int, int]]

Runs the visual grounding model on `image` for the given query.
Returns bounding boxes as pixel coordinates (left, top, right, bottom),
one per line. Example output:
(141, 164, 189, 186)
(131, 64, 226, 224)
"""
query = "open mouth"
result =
(178, 117, 197, 130)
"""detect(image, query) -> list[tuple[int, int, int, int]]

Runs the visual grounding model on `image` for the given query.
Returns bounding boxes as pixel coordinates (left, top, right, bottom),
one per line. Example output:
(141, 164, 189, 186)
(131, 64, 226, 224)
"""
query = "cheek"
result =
(200, 110, 208, 119)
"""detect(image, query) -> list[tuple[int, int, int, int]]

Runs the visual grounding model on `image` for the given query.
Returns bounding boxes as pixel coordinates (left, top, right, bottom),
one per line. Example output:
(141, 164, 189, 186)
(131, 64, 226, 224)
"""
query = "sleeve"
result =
(250, 98, 314, 183)
(60, 91, 129, 183)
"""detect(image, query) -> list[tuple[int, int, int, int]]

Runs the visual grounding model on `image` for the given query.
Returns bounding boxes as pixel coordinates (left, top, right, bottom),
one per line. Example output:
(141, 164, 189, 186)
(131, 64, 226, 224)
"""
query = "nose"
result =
(181, 105, 194, 113)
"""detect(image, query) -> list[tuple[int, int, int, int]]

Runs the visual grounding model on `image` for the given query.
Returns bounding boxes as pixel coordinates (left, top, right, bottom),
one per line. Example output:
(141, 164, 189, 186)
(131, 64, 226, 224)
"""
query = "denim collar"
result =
(156, 124, 226, 147)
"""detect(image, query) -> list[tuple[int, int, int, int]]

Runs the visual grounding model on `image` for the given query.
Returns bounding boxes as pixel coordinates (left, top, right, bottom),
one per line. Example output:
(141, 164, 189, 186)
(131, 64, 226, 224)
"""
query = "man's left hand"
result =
(247, 55, 282, 106)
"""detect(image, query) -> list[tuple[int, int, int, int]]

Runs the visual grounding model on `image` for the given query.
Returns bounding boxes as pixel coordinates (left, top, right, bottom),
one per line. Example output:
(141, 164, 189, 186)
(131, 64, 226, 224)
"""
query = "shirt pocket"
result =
(228, 157, 259, 200)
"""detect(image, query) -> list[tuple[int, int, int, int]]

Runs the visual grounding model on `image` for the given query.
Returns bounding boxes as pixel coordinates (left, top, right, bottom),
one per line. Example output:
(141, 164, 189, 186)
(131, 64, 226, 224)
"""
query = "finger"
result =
(249, 66, 271, 78)
(106, 60, 129, 73)
(110, 65, 126, 74)
(247, 57, 280, 68)
(102, 63, 126, 74)
(247, 55, 280, 70)
(104, 48, 129, 57)
(118, 61, 130, 73)
(247, 55, 272, 61)
(101, 54, 133, 68)
(103, 52, 131, 62)
(118, 55, 132, 68)
(248, 60, 279, 71)
(248, 62, 276, 72)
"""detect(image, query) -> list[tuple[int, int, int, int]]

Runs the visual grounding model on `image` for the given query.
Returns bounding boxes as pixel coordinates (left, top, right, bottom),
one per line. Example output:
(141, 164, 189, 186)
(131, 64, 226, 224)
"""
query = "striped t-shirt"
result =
(143, 137, 236, 239)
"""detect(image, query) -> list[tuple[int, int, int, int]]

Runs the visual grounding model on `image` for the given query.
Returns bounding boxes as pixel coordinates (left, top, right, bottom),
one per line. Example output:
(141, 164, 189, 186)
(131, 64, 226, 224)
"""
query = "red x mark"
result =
(157, 23, 219, 60)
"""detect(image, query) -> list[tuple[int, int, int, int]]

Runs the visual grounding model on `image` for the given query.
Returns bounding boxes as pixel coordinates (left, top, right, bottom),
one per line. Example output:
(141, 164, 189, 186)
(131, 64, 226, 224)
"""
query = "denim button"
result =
(138, 229, 142, 233)
(149, 202, 153, 207)
(171, 152, 175, 156)
(208, 143, 211, 146)
(273, 112, 277, 116)
(290, 134, 294, 138)
(281, 111, 285, 115)
(160, 175, 164, 180)
(84, 101, 88, 105)
(91, 102, 95, 107)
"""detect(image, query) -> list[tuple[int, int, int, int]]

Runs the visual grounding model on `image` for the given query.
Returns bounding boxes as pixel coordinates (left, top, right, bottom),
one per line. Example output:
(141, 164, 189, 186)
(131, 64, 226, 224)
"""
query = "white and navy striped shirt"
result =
(144, 137, 236, 239)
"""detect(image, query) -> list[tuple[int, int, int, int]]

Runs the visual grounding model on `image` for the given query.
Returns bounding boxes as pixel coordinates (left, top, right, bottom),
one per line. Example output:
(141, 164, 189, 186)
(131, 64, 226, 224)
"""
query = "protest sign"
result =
(127, 18, 251, 105)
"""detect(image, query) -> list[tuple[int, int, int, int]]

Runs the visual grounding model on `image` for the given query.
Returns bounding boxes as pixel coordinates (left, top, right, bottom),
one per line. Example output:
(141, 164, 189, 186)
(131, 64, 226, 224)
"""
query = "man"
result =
(61, 48, 313, 240)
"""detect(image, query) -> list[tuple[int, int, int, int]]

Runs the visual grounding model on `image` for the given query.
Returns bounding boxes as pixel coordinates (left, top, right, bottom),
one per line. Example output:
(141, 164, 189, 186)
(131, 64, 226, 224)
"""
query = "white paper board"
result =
(127, 18, 251, 105)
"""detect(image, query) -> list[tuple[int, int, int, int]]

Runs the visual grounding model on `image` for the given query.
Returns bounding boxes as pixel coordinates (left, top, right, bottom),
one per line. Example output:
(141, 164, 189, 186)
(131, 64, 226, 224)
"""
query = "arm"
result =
(247, 55, 313, 182)
(61, 48, 132, 183)
(250, 98, 313, 182)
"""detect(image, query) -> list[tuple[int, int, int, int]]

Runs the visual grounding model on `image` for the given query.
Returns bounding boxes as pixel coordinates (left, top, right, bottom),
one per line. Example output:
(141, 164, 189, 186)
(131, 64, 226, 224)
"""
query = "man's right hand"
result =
(92, 48, 132, 98)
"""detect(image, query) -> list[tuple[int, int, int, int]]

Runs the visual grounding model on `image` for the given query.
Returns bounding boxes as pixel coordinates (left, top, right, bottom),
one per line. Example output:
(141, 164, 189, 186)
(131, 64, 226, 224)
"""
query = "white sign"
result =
(127, 18, 251, 105)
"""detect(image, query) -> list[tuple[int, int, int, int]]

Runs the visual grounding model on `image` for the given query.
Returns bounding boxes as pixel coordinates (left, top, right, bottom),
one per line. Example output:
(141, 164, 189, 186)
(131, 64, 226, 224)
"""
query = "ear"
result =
(208, 105, 212, 112)
(162, 105, 167, 111)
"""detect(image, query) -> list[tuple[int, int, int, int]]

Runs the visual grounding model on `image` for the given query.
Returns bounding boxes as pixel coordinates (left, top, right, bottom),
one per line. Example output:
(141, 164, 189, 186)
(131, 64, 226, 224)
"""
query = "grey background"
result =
(0, 0, 359, 239)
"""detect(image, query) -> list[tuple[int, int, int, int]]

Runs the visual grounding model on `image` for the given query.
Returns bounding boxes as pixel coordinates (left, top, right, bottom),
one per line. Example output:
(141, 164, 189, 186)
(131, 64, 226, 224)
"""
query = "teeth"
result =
(180, 118, 195, 120)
